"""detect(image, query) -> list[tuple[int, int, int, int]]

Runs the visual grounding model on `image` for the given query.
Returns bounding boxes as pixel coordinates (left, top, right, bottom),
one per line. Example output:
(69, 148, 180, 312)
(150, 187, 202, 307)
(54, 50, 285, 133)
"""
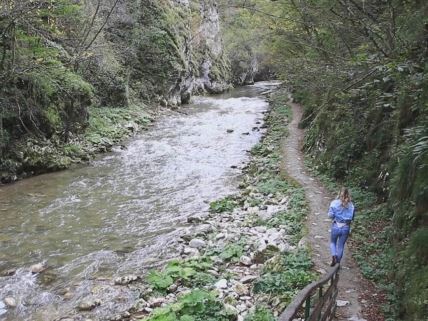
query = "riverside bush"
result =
(253, 251, 314, 296)
(209, 196, 239, 213)
(244, 306, 275, 321)
(142, 290, 234, 321)
(147, 258, 215, 293)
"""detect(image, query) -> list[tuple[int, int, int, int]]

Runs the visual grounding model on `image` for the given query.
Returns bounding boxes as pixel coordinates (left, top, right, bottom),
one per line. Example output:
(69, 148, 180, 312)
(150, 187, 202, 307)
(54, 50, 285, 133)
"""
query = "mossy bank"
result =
(0, 104, 153, 183)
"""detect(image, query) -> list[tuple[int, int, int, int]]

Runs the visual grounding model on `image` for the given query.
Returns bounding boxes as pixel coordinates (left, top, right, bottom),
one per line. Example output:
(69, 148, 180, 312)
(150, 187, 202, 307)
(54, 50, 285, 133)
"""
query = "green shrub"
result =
(209, 196, 238, 213)
(253, 251, 315, 296)
(147, 258, 215, 293)
(244, 306, 275, 321)
(142, 290, 234, 321)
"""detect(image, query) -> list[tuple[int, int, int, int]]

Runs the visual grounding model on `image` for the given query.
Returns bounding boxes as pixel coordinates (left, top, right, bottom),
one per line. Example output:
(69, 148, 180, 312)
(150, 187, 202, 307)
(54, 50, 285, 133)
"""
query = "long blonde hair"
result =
(338, 187, 351, 207)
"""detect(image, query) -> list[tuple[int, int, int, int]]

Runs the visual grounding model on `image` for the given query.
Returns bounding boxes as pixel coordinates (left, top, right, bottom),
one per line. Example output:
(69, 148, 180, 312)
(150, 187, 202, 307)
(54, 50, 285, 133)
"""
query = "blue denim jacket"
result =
(328, 199, 355, 223)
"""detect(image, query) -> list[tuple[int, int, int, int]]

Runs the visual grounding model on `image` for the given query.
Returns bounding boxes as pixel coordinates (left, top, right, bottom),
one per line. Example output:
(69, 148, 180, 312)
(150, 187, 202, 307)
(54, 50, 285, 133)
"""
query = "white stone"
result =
(189, 238, 206, 249)
(114, 275, 139, 285)
(216, 233, 226, 240)
(347, 316, 367, 321)
(183, 247, 199, 256)
(77, 298, 101, 311)
(336, 300, 350, 307)
(4, 297, 16, 308)
(215, 279, 228, 289)
(254, 226, 267, 233)
(237, 303, 247, 312)
(240, 275, 258, 284)
(207, 269, 220, 277)
(239, 255, 252, 266)
(30, 262, 45, 273)
(149, 297, 165, 308)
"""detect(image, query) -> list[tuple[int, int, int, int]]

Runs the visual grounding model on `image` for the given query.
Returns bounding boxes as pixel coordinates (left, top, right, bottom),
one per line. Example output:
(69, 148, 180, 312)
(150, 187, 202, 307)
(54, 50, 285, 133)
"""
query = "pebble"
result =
(240, 275, 258, 284)
(148, 297, 165, 308)
(215, 279, 228, 289)
(207, 269, 220, 277)
(254, 226, 267, 233)
(4, 297, 16, 308)
(348, 316, 367, 321)
(168, 283, 178, 293)
(239, 255, 252, 266)
(30, 262, 45, 273)
(1, 268, 16, 276)
(216, 233, 226, 240)
(187, 215, 203, 223)
(183, 247, 199, 257)
(114, 275, 139, 285)
(237, 303, 247, 312)
(77, 298, 101, 311)
(336, 299, 350, 307)
(189, 238, 206, 249)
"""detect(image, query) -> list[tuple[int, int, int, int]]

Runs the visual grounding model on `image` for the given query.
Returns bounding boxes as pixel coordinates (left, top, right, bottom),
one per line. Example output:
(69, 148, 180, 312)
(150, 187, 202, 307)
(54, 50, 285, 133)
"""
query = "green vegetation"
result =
(244, 306, 275, 321)
(242, 89, 315, 308)
(85, 105, 152, 147)
(0, 0, 233, 182)
(147, 258, 215, 294)
(142, 290, 235, 321)
(225, 0, 427, 319)
(140, 89, 314, 321)
(254, 251, 314, 302)
(209, 196, 239, 213)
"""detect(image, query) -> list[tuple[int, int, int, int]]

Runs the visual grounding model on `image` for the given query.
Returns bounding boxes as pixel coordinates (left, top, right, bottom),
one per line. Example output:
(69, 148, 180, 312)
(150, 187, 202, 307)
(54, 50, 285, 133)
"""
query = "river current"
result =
(0, 82, 279, 320)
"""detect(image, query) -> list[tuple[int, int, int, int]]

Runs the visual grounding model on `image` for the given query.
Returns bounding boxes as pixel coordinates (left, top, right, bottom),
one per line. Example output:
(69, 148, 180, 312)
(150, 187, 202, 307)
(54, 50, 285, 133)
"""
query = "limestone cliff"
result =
(0, 0, 232, 182)
(84, 0, 231, 107)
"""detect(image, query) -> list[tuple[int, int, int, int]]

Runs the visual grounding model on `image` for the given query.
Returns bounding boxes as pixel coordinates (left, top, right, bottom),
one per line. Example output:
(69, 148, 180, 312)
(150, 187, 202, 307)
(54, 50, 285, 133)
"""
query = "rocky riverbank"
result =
(58, 89, 315, 321)
(125, 89, 316, 321)
(1, 89, 316, 321)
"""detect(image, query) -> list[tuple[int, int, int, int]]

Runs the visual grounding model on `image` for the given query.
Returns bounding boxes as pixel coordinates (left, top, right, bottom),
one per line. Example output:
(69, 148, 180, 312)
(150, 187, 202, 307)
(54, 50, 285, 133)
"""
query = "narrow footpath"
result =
(281, 100, 368, 321)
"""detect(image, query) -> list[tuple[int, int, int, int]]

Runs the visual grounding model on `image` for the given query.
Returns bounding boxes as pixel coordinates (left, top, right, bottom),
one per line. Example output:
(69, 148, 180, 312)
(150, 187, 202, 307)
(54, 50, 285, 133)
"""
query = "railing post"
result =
(305, 296, 311, 320)
(317, 286, 323, 321)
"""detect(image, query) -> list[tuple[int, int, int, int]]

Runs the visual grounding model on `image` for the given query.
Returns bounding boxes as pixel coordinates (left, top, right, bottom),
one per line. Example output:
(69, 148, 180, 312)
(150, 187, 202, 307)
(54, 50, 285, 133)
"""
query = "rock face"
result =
(98, 0, 231, 107)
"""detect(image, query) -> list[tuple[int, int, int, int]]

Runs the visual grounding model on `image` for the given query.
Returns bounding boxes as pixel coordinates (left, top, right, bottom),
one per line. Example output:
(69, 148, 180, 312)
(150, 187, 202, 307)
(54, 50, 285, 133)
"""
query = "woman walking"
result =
(328, 187, 355, 266)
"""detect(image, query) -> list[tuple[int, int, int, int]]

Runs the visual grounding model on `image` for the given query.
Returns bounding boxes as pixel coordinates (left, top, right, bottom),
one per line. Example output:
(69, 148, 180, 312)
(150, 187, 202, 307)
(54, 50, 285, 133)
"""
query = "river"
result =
(0, 82, 279, 320)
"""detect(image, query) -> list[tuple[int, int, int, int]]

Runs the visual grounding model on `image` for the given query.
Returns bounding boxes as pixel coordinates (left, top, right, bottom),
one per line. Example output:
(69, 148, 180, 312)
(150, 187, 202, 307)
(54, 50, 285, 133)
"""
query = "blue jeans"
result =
(330, 223, 350, 262)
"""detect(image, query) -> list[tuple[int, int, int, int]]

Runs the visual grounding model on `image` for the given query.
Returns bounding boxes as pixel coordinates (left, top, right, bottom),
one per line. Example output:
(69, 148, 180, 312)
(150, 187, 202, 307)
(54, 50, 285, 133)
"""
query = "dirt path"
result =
(280, 100, 367, 321)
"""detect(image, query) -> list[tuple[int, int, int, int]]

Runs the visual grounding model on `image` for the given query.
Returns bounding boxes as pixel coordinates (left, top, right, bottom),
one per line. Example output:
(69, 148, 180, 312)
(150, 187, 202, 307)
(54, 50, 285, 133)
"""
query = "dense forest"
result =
(220, 1, 427, 320)
(1, 0, 427, 320)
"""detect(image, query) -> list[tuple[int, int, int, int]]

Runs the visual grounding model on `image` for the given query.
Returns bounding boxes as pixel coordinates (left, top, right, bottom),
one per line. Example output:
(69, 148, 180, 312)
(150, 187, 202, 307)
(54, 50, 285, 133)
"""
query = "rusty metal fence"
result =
(278, 264, 340, 321)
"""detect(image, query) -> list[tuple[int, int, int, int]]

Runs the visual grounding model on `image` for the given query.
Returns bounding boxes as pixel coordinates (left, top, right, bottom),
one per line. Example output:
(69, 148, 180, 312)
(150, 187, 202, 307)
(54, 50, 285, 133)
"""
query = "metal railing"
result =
(278, 264, 340, 321)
